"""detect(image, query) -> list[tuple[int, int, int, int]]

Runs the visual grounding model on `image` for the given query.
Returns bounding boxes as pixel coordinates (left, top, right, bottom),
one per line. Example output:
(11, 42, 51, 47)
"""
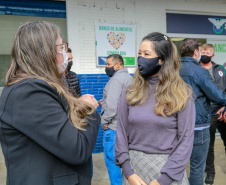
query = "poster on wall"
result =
(95, 22, 136, 66)
(207, 40, 226, 68)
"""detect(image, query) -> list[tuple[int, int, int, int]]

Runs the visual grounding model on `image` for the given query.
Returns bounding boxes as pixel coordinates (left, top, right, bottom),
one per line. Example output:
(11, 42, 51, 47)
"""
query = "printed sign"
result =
(167, 13, 226, 35)
(95, 22, 136, 66)
(207, 40, 226, 68)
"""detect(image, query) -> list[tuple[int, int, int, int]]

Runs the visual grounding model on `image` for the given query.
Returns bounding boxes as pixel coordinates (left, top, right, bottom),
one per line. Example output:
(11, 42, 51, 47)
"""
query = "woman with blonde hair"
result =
(0, 21, 100, 185)
(115, 32, 195, 185)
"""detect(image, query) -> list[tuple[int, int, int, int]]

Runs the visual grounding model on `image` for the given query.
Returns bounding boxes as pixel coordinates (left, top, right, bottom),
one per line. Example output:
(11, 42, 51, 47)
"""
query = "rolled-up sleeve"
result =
(158, 97, 196, 185)
(115, 88, 134, 178)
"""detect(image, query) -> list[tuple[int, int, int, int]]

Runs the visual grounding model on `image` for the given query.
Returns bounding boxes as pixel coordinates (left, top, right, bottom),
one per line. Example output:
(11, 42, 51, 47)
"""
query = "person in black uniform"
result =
(66, 48, 81, 97)
(200, 43, 226, 185)
(0, 21, 100, 185)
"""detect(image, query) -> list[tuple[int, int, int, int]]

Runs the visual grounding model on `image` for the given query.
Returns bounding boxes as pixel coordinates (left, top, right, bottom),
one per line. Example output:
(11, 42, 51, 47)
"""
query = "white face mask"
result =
(57, 51, 68, 74)
(197, 50, 201, 62)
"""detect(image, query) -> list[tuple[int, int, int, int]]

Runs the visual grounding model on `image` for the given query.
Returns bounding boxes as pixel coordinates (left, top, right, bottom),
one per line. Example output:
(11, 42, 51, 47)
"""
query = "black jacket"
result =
(210, 62, 226, 115)
(0, 79, 100, 185)
(66, 71, 81, 97)
(180, 57, 226, 128)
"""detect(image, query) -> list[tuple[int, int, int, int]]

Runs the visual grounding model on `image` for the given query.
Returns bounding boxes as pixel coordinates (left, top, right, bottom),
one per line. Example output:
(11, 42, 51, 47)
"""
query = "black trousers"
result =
(205, 115, 226, 176)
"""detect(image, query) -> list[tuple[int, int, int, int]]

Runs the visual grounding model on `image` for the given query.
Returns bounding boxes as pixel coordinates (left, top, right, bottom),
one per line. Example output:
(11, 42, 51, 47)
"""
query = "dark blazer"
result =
(0, 78, 100, 185)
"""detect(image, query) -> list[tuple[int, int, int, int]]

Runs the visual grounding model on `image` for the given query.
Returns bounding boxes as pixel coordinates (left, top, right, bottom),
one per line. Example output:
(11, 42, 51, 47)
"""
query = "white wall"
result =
(66, 0, 226, 74)
(0, 15, 67, 55)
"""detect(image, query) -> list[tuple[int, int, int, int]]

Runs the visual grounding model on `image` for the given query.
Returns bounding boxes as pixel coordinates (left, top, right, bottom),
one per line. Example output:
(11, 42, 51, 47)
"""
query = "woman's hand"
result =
(79, 94, 98, 109)
(128, 174, 147, 185)
(149, 179, 160, 185)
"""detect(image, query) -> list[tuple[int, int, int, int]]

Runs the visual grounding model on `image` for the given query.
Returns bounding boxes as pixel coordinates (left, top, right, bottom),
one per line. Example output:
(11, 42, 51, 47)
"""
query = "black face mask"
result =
(67, 61, 73, 71)
(105, 66, 116, 77)
(138, 56, 161, 77)
(200, 55, 212, 64)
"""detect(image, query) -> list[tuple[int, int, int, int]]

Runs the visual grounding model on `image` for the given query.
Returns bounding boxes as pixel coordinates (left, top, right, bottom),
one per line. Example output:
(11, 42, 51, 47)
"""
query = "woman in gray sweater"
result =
(115, 32, 196, 185)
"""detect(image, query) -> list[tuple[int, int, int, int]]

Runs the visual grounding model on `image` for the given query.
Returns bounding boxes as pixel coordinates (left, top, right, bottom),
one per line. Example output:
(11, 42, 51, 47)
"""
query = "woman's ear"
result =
(159, 59, 163, 65)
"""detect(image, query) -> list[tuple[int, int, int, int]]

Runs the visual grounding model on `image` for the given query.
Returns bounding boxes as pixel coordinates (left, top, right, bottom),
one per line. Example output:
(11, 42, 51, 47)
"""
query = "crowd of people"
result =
(0, 21, 226, 185)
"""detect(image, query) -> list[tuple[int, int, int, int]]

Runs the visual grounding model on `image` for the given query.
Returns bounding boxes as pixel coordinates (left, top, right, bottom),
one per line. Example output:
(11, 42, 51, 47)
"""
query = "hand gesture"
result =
(98, 99, 103, 107)
(217, 106, 225, 121)
(149, 179, 160, 185)
(79, 94, 98, 109)
(128, 174, 147, 185)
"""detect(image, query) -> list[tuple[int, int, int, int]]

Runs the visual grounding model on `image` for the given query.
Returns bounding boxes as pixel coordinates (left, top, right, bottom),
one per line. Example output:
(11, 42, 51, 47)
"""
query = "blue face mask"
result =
(138, 56, 161, 77)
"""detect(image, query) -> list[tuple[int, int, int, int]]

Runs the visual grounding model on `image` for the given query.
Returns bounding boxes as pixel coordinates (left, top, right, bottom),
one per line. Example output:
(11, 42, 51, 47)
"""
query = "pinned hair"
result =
(126, 32, 192, 116)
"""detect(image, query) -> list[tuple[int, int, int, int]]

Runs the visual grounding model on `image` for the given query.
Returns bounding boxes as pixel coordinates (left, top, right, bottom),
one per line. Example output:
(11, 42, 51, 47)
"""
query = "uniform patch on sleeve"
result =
(218, 71, 223, 77)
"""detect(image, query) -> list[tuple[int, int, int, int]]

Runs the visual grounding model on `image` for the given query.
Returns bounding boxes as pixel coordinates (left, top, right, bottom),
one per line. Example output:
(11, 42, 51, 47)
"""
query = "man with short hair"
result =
(179, 39, 226, 185)
(65, 48, 81, 97)
(200, 43, 226, 185)
(101, 54, 132, 185)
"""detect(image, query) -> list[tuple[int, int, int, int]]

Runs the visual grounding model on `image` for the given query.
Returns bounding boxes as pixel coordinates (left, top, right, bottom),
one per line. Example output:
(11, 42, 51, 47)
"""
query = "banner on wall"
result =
(207, 40, 226, 68)
(167, 13, 226, 35)
(95, 22, 136, 66)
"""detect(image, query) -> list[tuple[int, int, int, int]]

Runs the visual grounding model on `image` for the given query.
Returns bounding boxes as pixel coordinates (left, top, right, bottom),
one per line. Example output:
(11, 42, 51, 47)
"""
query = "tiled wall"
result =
(79, 74, 110, 153)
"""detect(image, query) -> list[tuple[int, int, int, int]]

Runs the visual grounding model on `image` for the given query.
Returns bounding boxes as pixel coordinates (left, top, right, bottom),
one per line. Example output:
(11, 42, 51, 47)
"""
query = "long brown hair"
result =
(6, 21, 94, 130)
(126, 32, 192, 116)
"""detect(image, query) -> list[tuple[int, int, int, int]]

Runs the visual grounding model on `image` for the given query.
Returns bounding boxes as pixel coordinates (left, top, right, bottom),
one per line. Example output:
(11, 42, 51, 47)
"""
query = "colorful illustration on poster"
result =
(96, 22, 136, 66)
(107, 32, 126, 50)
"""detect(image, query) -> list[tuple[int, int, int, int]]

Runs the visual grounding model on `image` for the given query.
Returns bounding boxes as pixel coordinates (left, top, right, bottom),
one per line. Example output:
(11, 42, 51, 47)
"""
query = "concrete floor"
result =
(0, 138, 226, 185)
(92, 138, 226, 185)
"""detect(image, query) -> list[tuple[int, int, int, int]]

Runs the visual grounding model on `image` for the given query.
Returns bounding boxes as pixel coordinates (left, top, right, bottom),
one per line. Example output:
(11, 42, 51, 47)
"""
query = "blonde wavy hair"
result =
(126, 32, 192, 116)
(6, 21, 94, 130)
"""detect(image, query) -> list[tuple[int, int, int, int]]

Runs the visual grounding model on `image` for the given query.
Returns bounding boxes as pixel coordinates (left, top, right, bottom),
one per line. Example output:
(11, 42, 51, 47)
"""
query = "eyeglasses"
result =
(56, 42, 68, 53)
